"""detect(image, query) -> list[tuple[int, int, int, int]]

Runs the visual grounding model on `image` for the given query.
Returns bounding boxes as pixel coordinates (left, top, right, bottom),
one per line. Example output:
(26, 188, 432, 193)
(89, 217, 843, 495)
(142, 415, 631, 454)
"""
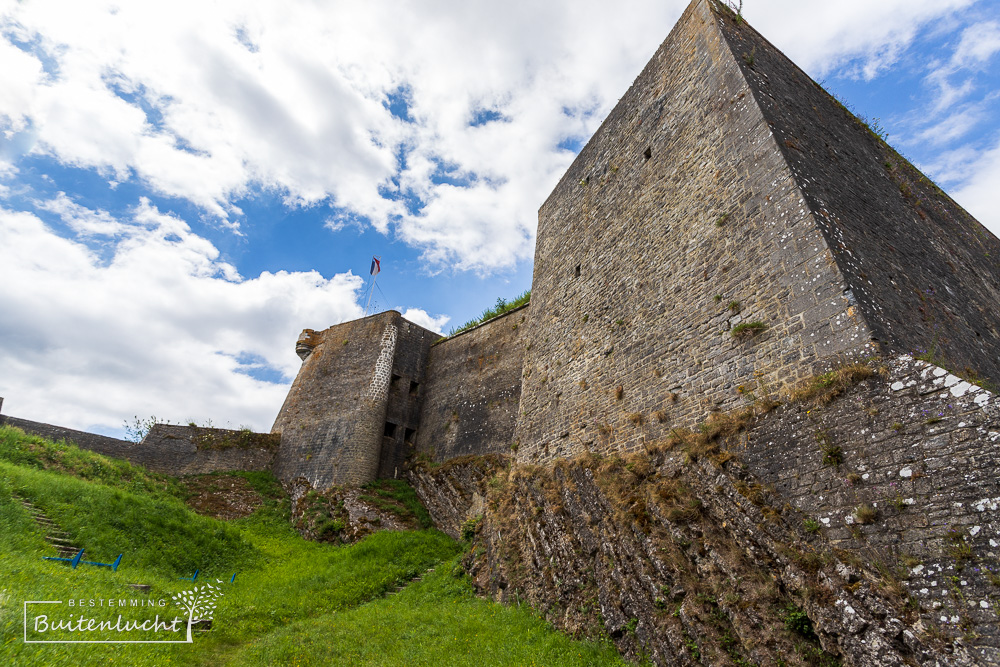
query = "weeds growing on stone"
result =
(947, 527, 974, 567)
(785, 362, 875, 405)
(446, 291, 530, 337)
(853, 503, 878, 525)
(731, 321, 767, 339)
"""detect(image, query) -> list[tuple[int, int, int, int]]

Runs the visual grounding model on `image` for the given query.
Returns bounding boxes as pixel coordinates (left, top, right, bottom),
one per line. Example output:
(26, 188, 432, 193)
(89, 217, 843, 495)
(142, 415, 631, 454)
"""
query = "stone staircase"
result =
(15, 494, 82, 558)
(387, 566, 436, 596)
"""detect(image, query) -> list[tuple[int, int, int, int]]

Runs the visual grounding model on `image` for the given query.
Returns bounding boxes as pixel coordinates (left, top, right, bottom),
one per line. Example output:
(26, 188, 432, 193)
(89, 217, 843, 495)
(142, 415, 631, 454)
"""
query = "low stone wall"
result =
(0, 410, 277, 476)
(0, 414, 136, 460)
(409, 355, 1000, 665)
(138, 424, 278, 475)
(415, 452, 978, 666)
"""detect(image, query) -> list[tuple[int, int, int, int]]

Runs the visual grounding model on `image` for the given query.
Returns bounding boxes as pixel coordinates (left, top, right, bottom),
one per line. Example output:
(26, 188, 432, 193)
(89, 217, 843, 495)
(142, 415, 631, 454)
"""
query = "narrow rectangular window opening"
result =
(409, 380, 420, 395)
(643, 146, 652, 160)
(383, 422, 397, 438)
(404, 428, 416, 443)
(575, 264, 581, 277)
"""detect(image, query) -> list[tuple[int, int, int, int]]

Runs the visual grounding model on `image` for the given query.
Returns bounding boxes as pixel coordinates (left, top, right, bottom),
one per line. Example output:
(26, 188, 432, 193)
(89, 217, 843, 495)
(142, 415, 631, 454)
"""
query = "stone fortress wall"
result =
(716, 7, 1000, 392)
(413, 305, 529, 462)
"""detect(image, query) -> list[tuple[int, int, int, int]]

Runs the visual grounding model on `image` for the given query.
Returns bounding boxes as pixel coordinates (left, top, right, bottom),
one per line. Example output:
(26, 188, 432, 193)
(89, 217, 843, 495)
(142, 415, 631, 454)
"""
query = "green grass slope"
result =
(231, 557, 629, 666)
(0, 426, 627, 666)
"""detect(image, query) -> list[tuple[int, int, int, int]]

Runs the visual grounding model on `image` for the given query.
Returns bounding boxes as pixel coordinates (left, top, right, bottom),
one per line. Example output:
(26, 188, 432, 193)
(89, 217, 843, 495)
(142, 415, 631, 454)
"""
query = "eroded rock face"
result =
(286, 477, 416, 544)
(406, 455, 506, 540)
(411, 450, 984, 666)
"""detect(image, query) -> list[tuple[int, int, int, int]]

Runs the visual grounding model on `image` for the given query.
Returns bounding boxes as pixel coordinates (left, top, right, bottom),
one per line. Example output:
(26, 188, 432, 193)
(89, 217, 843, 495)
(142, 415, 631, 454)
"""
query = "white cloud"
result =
(952, 20, 1000, 67)
(399, 308, 449, 335)
(0, 198, 364, 432)
(35, 191, 127, 237)
(744, 0, 976, 79)
(915, 103, 992, 146)
(950, 138, 1000, 239)
(1, 0, 988, 274)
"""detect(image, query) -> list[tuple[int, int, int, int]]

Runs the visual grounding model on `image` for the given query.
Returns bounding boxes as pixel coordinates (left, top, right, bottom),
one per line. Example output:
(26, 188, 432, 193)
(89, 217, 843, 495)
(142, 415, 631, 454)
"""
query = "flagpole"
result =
(364, 277, 374, 316)
(365, 255, 381, 316)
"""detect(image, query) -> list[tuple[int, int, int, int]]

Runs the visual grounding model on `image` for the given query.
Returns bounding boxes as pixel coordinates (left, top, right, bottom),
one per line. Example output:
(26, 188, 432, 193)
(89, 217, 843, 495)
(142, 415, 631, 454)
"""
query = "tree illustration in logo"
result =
(171, 583, 223, 642)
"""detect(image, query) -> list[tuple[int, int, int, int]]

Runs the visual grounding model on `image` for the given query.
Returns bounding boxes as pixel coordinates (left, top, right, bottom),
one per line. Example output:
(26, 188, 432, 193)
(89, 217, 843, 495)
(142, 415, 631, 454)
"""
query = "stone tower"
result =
(271, 310, 437, 488)
(513, 0, 1000, 463)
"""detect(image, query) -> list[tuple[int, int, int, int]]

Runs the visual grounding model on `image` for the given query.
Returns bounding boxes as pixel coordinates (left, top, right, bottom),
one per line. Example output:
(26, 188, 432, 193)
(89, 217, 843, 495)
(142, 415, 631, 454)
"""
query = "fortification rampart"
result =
(0, 413, 136, 461)
(139, 424, 278, 475)
(414, 305, 529, 461)
(741, 357, 1000, 646)
(409, 358, 1000, 664)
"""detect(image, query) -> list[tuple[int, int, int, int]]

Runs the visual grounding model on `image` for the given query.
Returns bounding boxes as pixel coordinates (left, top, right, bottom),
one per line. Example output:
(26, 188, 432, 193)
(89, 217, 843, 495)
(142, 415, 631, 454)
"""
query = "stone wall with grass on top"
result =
(409, 353, 1000, 664)
(0, 414, 277, 475)
(138, 424, 278, 475)
(0, 414, 135, 461)
(413, 445, 981, 666)
(414, 306, 529, 462)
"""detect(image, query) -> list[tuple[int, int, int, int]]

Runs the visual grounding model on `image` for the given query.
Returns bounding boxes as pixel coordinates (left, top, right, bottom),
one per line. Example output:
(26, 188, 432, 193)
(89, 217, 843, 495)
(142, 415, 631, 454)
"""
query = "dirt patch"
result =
(181, 474, 266, 520)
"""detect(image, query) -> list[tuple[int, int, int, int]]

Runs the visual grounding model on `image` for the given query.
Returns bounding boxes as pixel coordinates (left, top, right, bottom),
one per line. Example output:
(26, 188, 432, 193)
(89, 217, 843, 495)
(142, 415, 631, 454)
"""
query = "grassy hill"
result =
(0, 425, 627, 666)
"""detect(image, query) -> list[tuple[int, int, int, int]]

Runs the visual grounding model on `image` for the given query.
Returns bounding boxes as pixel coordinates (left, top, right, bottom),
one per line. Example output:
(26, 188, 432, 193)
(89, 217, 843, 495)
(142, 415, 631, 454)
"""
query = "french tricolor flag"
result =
(370, 256, 381, 277)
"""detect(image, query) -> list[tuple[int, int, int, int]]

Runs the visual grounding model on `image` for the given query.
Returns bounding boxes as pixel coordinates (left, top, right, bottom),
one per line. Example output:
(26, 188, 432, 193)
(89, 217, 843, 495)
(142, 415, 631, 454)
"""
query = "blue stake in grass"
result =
(180, 569, 199, 582)
(81, 553, 123, 572)
(43, 548, 85, 569)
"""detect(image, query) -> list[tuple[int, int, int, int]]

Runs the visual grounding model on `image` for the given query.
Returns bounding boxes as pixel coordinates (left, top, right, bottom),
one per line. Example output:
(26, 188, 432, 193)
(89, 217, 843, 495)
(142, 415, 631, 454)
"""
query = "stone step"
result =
(16, 497, 82, 558)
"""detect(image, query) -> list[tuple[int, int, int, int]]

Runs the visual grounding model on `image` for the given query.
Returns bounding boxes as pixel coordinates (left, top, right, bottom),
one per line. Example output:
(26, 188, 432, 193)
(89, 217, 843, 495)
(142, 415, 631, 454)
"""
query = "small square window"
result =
(409, 381, 419, 395)
(383, 422, 397, 438)
(404, 428, 416, 443)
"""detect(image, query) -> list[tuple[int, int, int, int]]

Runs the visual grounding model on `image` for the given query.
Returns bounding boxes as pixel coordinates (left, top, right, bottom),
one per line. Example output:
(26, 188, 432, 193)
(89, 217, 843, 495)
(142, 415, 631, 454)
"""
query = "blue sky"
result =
(1, 0, 998, 437)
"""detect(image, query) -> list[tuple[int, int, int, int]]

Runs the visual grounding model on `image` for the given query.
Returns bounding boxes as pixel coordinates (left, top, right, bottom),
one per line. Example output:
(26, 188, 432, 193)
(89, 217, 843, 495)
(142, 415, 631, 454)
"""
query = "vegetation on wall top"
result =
(445, 290, 530, 338)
